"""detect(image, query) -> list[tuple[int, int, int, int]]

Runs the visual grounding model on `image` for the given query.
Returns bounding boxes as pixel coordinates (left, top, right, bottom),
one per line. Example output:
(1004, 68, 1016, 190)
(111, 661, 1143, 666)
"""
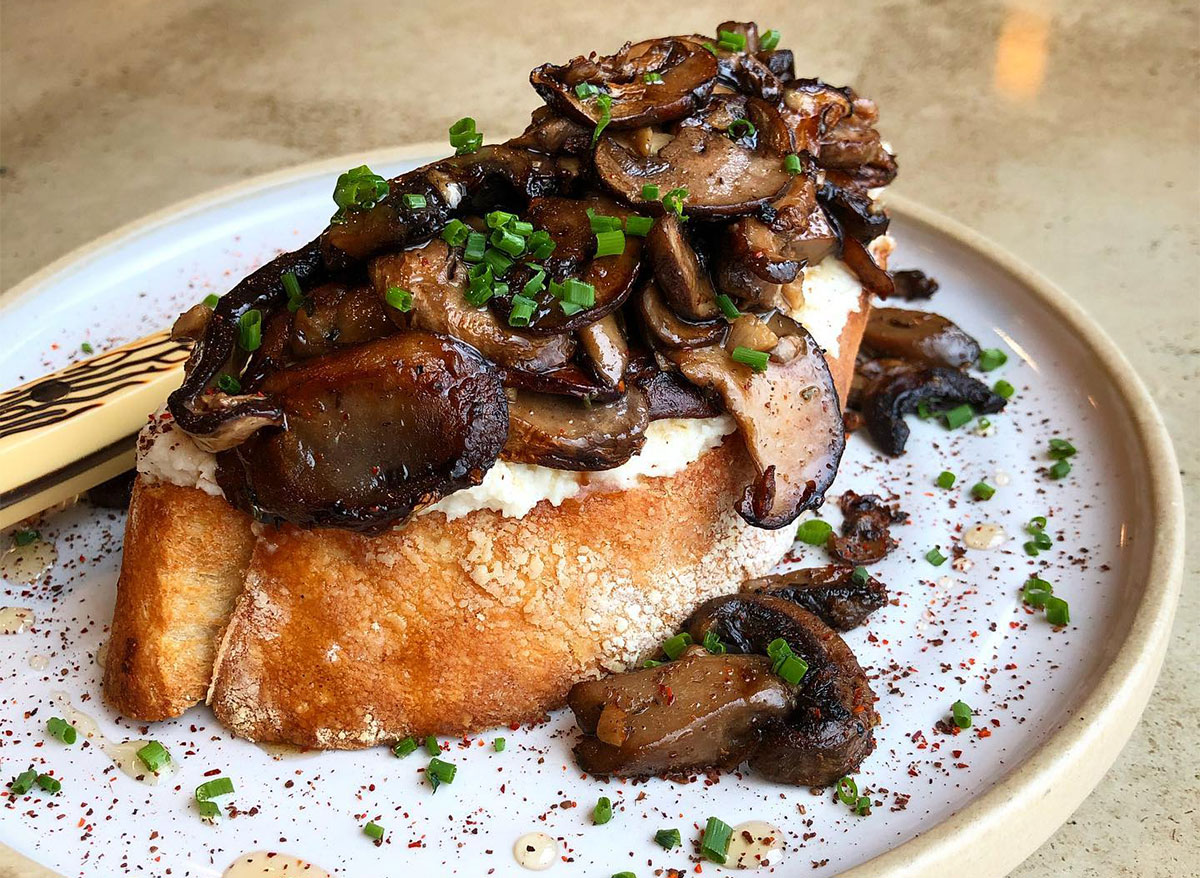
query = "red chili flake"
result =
(977, 728, 992, 738)
(658, 684, 676, 705)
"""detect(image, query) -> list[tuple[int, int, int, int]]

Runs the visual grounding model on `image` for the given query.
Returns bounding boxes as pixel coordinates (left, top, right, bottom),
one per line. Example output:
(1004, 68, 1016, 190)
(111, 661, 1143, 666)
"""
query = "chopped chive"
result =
(662, 187, 689, 219)
(640, 184, 660, 201)
(759, 28, 781, 51)
(80, 342, 94, 354)
(943, 403, 974, 430)
(701, 816, 733, 864)
(951, 700, 973, 729)
(993, 379, 1015, 399)
(561, 278, 595, 308)
(591, 93, 613, 144)
(508, 295, 538, 327)
(642, 659, 663, 668)
(925, 546, 947, 566)
(482, 247, 514, 277)
(14, 528, 40, 547)
(424, 735, 440, 756)
(491, 227, 527, 256)
(35, 774, 61, 793)
(441, 218, 470, 247)
(386, 285, 414, 312)
(364, 821, 384, 840)
(1024, 541, 1041, 556)
(46, 717, 77, 745)
(511, 220, 534, 236)
(1048, 438, 1077, 459)
(1034, 531, 1052, 550)
(1049, 459, 1072, 480)
(195, 777, 234, 801)
(594, 229, 626, 258)
(774, 654, 808, 685)
(1027, 515, 1048, 531)
(717, 29, 747, 52)
(624, 215, 653, 237)
(574, 82, 600, 99)
(854, 796, 872, 816)
(795, 518, 833, 546)
(426, 756, 456, 791)
(493, 737, 505, 752)
(654, 827, 681, 849)
(701, 630, 726, 655)
(731, 347, 769, 372)
(486, 209, 517, 229)
(978, 348, 1008, 371)
(1022, 577, 1053, 607)
(727, 118, 756, 139)
(836, 775, 858, 806)
(282, 270, 305, 312)
(449, 117, 482, 154)
(701, 41, 718, 56)
(916, 399, 935, 419)
(593, 795, 613, 825)
(851, 566, 870, 585)
(136, 741, 171, 773)
(612, 873, 637, 878)
(1045, 596, 1070, 626)
(202, 294, 220, 308)
(527, 229, 556, 259)
(661, 632, 693, 660)
(976, 417, 992, 432)
(586, 207, 623, 232)
(970, 481, 996, 501)
(522, 269, 547, 297)
(716, 293, 741, 321)
(766, 637, 792, 661)
(644, 71, 664, 84)
(330, 164, 389, 223)
(402, 193, 427, 209)
(9, 768, 38, 795)
(197, 800, 220, 820)
(238, 309, 262, 352)
(936, 470, 957, 489)
(784, 152, 802, 174)
(392, 737, 418, 758)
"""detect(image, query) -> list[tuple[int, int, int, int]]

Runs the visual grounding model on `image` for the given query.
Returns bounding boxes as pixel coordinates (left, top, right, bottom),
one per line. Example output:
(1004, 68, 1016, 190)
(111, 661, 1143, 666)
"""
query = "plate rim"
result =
(0, 143, 1185, 878)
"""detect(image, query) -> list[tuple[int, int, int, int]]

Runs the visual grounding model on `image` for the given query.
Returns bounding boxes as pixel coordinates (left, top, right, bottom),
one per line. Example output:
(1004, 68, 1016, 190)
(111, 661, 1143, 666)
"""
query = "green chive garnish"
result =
(441, 219, 470, 247)
(9, 768, 38, 795)
(661, 632, 693, 660)
(624, 215, 653, 237)
(14, 528, 39, 547)
(80, 342, 94, 354)
(364, 821, 384, 841)
(1045, 596, 1070, 626)
(46, 717, 77, 745)
(392, 737, 418, 758)
(508, 295, 538, 328)
(702, 630, 726, 655)
(591, 93, 613, 144)
(936, 470, 956, 489)
(482, 247, 514, 277)
(424, 735, 440, 756)
(727, 118, 756, 139)
(1048, 459, 1072, 479)
(759, 28, 781, 51)
(449, 117, 482, 154)
(662, 187, 689, 219)
(925, 546, 947, 566)
(784, 152, 802, 174)
(330, 165, 389, 223)
(951, 700, 973, 728)
(1048, 438, 1077, 459)
(217, 374, 241, 394)
(970, 481, 996, 501)
(586, 207, 622, 232)
(731, 347, 769, 372)
(654, 828, 681, 849)
(136, 741, 171, 773)
(993, 379, 1015, 399)
(978, 348, 1008, 371)
(491, 227, 526, 257)
(701, 816, 733, 864)
(837, 775, 858, 806)
(195, 777, 234, 801)
(574, 82, 600, 99)
(641, 184, 660, 201)
(795, 518, 833, 546)
(522, 269, 547, 297)
(35, 773, 61, 793)
(238, 309, 262, 352)
(463, 231, 487, 262)
(527, 229, 556, 260)
(386, 286, 414, 312)
(493, 738, 505, 752)
(943, 403, 974, 430)
(282, 270, 304, 312)
(593, 795, 613, 825)
(594, 229, 626, 258)
(855, 795, 872, 816)
(774, 654, 808, 685)
(1022, 577, 1053, 607)
(851, 566, 870, 585)
(612, 873, 636, 878)
(402, 193, 427, 209)
(716, 294, 741, 321)
(643, 72, 664, 84)
(426, 756, 456, 791)
(202, 294, 220, 309)
(561, 278, 596, 308)
(716, 29, 747, 52)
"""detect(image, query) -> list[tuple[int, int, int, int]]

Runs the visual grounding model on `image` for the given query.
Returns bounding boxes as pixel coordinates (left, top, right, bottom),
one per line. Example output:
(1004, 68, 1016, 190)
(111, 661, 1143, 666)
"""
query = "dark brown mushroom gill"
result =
(743, 565, 888, 631)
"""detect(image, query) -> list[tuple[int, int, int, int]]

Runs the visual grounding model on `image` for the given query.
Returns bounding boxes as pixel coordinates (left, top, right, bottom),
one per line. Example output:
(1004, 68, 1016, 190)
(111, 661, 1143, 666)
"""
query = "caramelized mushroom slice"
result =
(636, 367, 721, 419)
(215, 332, 508, 533)
(499, 363, 622, 402)
(369, 239, 574, 373)
(594, 96, 793, 217)
(889, 268, 939, 301)
(504, 387, 649, 470)
(862, 308, 981, 369)
(839, 234, 895, 299)
(578, 314, 630, 388)
(646, 214, 720, 320)
(742, 565, 888, 631)
(568, 654, 796, 777)
(781, 79, 854, 155)
(531, 38, 717, 130)
(827, 490, 906, 565)
(818, 179, 890, 244)
(862, 365, 1008, 455)
(508, 106, 594, 156)
(669, 316, 845, 528)
(637, 280, 727, 349)
(290, 281, 393, 359)
(685, 592, 878, 785)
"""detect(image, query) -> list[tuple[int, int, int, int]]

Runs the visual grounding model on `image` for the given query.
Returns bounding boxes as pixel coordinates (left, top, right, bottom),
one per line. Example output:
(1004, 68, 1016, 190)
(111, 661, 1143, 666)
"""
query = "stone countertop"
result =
(1, 1, 1196, 874)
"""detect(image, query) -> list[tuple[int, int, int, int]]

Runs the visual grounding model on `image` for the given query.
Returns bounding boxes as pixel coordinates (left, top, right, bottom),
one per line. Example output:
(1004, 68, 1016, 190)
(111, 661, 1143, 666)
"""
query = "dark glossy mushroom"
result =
(862, 365, 1008, 455)
(531, 38, 718, 131)
(818, 98, 898, 189)
(499, 363, 623, 402)
(290, 281, 393, 360)
(742, 565, 888, 631)
(759, 48, 794, 80)
(578, 314, 630, 388)
(508, 106, 594, 156)
(594, 96, 793, 217)
(862, 308, 981, 369)
(503, 387, 649, 470)
(781, 79, 854, 155)
(827, 491, 906, 565)
(636, 367, 721, 419)
(839, 234, 895, 299)
(685, 592, 878, 785)
(637, 280, 727, 349)
(568, 653, 796, 777)
(817, 179, 889, 245)
(369, 239, 575, 373)
(701, 22, 786, 102)
(669, 315, 845, 528)
(215, 332, 508, 533)
(646, 214, 720, 320)
(889, 268, 939, 301)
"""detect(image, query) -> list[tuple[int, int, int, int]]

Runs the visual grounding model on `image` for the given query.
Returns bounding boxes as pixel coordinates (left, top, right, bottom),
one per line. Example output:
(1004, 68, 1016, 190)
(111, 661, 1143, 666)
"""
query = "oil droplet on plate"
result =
(513, 832, 557, 870)
(29, 654, 49, 670)
(49, 691, 177, 784)
(964, 522, 1008, 550)
(0, 540, 56, 584)
(0, 606, 34, 634)
(725, 820, 784, 869)
(222, 851, 330, 877)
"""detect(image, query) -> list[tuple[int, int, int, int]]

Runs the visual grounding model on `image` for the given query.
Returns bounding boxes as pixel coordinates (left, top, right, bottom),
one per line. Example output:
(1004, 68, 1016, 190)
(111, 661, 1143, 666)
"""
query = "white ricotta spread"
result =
(137, 250, 869, 520)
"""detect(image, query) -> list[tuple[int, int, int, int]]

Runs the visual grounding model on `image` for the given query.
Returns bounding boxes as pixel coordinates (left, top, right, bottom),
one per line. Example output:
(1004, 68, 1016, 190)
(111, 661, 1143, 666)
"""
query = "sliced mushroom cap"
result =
(685, 592, 878, 786)
(290, 281, 393, 360)
(594, 97, 793, 217)
(839, 234, 895, 299)
(577, 314, 630, 388)
(508, 106, 594, 156)
(499, 363, 622, 402)
(568, 653, 796, 777)
(818, 179, 890, 244)
(637, 279, 727, 349)
(862, 365, 1008, 455)
(863, 308, 981, 369)
(742, 565, 889, 631)
(531, 38, 717, 130)
(636, 367, 721, 419)
(171, 303, 213, 341)
(646, 214, 720, 320)
(669, 315, 845, 528)
(503, 387, 649, 470)
(781, 79, 855, 155)
(215, 332, 508, 533)
(705, 22, 786, 102)
(889, 268, 939, 301)
(758, 174, 840, 267)
(827, 490, 905, 565)
(369, 239, 575, 373)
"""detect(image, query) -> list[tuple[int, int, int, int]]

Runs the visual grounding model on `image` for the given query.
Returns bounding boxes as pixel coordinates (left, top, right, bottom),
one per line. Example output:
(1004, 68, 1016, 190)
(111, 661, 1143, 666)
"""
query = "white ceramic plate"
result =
(0, 145, 1183, 878)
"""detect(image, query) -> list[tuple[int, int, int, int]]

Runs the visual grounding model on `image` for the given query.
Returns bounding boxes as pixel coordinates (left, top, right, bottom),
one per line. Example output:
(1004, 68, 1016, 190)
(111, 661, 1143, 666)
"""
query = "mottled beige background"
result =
(1, 0, 1197, 874)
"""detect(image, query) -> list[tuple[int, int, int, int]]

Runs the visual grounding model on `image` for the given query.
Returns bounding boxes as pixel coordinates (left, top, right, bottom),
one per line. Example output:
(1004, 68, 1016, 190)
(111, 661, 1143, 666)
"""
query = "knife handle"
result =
(0, 331, 190, 528)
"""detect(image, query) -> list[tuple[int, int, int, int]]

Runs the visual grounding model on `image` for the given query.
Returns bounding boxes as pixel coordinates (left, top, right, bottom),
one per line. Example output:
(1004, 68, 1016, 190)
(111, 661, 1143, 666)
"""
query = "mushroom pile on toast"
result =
(167, 21, 896, 534)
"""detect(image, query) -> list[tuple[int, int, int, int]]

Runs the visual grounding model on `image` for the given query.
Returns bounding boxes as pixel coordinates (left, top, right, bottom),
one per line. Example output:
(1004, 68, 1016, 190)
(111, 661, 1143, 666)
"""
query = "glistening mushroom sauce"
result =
(222, 851, 330, 877)
(513, 832, 557, 870)
(725, 820, 784, 869)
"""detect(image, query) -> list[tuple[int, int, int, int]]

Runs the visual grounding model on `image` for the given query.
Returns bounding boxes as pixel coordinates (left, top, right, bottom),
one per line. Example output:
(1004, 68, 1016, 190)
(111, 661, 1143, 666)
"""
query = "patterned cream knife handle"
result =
(0, 331, 190, 529)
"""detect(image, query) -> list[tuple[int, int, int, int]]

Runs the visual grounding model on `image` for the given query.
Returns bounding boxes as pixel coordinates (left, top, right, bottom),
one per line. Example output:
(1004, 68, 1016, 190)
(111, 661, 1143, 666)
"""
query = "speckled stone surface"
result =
(1, 1, 1196, 874)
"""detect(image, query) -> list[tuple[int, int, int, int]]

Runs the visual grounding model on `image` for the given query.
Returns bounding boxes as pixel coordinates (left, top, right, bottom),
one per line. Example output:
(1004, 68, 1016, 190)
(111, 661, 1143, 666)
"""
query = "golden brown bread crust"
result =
(103, 289, 872, 741)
